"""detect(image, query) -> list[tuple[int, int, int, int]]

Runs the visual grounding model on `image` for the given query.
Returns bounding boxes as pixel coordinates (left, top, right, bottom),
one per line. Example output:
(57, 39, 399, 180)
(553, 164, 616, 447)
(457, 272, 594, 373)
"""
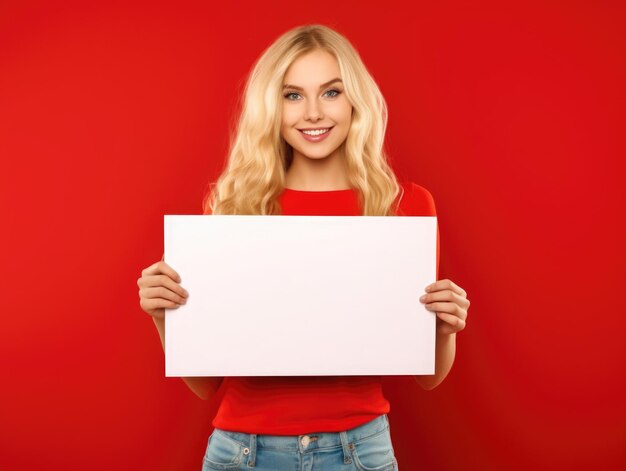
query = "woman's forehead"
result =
(283, 50, 340, 83)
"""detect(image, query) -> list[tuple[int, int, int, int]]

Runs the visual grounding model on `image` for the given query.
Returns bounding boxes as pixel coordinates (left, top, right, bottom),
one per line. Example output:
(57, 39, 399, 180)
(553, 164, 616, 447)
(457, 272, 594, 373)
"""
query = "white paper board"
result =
(164, 215, 437, 376)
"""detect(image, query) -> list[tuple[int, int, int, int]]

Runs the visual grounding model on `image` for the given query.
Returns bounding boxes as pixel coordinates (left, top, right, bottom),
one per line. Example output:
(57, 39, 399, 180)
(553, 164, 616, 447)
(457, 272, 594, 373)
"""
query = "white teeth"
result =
(302, 128, 330, 136)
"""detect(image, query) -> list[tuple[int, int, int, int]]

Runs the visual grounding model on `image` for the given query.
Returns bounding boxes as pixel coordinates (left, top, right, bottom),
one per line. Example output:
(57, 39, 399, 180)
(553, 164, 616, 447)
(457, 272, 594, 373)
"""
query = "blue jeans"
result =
(201, 414, 399, 471)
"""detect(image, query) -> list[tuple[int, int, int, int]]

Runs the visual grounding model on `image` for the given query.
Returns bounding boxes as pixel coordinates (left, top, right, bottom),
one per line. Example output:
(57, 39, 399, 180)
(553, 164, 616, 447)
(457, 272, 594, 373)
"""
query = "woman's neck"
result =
(285, 151, 351, 191)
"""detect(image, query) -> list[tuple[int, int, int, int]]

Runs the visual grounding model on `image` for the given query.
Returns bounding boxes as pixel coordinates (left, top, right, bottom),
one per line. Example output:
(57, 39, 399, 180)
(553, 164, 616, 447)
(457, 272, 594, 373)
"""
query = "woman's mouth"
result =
(298, 126, 333, 143)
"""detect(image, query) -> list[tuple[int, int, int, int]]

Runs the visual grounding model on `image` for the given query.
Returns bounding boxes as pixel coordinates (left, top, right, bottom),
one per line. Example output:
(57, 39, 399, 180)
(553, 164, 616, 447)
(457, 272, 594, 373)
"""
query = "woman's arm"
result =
(152, 316, 224, 400)
(415, 331, 456, 390)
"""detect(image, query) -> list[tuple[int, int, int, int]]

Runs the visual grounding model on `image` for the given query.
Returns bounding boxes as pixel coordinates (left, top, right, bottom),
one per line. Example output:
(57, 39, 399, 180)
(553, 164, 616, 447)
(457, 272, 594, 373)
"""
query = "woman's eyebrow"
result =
(283, 78, 343, 91)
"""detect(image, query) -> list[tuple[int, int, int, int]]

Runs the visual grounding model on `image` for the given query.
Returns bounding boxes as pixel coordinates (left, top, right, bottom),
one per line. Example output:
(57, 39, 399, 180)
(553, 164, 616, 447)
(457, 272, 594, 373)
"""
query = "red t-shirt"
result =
(211, 181, 439, 435)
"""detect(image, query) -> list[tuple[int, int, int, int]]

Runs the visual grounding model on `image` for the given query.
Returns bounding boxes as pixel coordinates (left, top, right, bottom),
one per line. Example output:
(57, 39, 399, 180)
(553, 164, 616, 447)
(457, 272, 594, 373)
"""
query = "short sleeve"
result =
(405, 182, 437, 216)
(398, 182, 440, 280)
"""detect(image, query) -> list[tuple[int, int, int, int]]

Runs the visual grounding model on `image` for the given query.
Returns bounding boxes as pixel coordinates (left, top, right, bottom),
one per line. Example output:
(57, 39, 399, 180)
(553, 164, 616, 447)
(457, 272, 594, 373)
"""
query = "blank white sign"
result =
(164, 215, 437, 377)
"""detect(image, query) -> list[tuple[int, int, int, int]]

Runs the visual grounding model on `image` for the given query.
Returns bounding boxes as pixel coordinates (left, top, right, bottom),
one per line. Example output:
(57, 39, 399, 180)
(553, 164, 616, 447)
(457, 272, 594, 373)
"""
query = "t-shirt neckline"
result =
(283, 187, 355, 193)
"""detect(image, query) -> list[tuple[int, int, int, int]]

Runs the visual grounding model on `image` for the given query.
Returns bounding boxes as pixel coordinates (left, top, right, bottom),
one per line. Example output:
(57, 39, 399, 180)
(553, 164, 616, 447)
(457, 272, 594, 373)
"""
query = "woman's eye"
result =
(283, 89, 342, 100)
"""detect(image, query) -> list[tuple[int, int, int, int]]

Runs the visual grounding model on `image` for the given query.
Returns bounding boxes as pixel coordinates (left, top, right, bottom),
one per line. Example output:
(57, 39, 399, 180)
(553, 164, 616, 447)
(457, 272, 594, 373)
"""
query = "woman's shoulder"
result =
(397, 181, 437, 216)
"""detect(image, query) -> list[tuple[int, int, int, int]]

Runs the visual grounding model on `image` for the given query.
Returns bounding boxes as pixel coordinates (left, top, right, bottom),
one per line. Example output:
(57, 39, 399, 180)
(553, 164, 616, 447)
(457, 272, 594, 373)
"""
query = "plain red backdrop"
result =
(1, 1, 624, 470)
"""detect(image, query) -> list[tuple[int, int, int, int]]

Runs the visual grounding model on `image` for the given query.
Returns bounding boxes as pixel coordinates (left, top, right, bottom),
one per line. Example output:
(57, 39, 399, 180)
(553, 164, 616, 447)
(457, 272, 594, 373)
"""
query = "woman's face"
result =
(280, 49, 352, 162)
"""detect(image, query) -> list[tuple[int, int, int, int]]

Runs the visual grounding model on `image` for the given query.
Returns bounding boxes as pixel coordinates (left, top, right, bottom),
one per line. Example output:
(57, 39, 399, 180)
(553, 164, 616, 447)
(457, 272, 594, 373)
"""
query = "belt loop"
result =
(340, 431, 353, 465)
(247, 434, 257, 468)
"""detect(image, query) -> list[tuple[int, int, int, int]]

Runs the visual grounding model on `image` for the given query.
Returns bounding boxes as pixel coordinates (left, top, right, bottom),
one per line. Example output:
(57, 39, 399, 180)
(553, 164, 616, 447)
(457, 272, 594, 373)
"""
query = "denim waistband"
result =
(214, 414, 388, 459)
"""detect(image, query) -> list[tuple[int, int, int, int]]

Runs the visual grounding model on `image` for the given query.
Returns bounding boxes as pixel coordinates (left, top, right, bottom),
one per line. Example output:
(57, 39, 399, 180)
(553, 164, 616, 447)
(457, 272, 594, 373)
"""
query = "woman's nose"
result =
(304, 99, 323, 121)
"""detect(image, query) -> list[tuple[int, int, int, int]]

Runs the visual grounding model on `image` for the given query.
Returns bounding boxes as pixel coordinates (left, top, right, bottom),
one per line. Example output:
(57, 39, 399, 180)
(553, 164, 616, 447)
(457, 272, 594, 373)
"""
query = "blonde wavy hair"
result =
(202, 24, 404, 216)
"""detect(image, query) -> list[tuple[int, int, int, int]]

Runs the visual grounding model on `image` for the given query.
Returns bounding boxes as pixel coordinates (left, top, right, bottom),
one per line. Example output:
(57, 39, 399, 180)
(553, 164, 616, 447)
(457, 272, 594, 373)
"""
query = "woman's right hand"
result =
(137, 257, 189, 320)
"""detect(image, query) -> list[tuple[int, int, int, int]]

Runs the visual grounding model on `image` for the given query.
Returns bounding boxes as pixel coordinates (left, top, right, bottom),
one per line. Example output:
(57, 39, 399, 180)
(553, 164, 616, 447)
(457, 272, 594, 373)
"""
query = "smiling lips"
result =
(298, 126, 333, 142)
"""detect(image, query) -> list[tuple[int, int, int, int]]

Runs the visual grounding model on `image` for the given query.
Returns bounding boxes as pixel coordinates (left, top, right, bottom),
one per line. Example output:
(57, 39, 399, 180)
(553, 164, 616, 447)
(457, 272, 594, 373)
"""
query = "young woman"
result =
(137, 24, 470, 471)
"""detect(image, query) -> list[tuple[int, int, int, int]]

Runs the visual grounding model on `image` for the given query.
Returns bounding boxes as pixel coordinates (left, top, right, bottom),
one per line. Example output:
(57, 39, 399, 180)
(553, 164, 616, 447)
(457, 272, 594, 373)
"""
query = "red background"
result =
(1, 1, 624, 470)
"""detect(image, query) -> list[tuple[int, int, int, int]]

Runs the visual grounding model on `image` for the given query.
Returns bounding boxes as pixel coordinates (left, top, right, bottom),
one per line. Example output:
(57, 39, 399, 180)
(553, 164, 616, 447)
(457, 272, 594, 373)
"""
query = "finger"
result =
(436, 311, 466, 331)
(424, 301, 457, 315)
(141, 273, 188, 299)
(426, 279, 466, 297)
(140, 275, 189, 299)
(137, 275, 189, 298)
(430, 301, 467, 320)
(425, 302, 467, 321)
(421, 290, 467, 309)
(141, 285, 188, 305)
(141, 260, 181, 282)
(137, 272, 183, 295)
(140, 297, 181, 313)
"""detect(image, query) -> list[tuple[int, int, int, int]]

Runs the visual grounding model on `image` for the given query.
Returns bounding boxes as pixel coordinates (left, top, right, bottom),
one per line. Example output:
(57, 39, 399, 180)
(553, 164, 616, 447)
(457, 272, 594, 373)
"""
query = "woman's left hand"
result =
(419, 279, 470, 335)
